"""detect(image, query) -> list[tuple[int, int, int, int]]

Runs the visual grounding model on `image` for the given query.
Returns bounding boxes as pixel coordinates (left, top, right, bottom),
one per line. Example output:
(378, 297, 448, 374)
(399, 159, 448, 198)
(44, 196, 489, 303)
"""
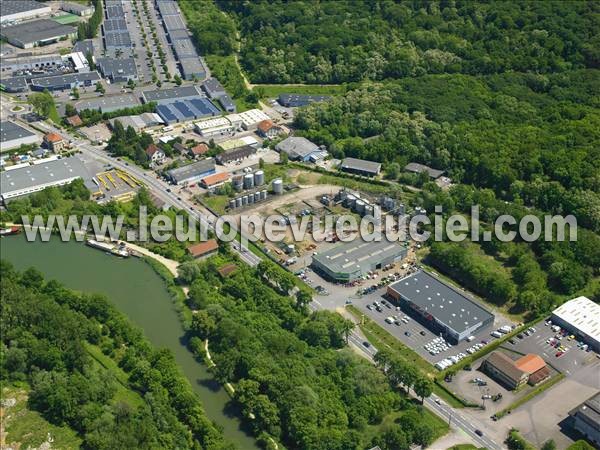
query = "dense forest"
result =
(217, 0, 599, 83)
(294, 70, 600, 232)
(182, 255, 445, 450)
(0, 262, 230, 449)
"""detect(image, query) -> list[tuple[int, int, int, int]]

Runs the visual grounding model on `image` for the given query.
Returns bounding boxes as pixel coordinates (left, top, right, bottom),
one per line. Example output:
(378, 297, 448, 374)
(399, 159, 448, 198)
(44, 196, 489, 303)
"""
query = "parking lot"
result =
(506, 320, 599, 376)
(353, 290, 514, 367)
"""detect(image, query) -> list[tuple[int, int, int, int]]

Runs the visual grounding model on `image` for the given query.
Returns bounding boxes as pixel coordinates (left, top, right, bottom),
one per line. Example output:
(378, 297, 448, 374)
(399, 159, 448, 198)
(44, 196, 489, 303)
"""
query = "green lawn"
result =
(256, 84, 347, 98)
(2, 384, 82, 449)
(202, 193, 231, 215)
(204, 55, 257, 112)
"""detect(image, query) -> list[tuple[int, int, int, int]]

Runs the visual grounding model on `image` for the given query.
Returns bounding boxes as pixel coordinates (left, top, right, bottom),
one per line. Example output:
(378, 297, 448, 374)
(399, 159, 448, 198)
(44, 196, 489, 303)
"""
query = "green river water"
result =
(0, 235, 258, 450)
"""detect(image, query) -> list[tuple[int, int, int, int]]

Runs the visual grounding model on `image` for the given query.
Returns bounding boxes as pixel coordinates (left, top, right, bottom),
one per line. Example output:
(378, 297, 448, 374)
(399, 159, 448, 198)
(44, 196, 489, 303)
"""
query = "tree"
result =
(127, 78, 136, 90)
(413, 377, 433, 403)
(28, 91, 56, 119)
(65, 103, 77, 118)
(173, 74, 182, 86)
(71, 87, 80, 99)
(541, 440, 557, 450)
(279, 151, 288, 165)
(190, 310, 217, 339)
(95, 82, 105, 94)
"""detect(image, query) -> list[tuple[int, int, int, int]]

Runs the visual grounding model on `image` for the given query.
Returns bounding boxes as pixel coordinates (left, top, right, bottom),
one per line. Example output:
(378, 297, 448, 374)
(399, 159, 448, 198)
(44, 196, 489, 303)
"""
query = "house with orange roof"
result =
(189, 143, 209, 159)
(256, 119, 281, 139)
(187, 239, 219, 259)
(200, 171, 230, 189)
(145, 143, 165, 166)
(44, 132, 66, 152)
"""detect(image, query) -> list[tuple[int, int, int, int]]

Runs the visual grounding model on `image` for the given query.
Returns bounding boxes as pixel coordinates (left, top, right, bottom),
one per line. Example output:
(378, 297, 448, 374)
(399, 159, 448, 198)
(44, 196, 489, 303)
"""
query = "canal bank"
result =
(0, 235, 259, 450)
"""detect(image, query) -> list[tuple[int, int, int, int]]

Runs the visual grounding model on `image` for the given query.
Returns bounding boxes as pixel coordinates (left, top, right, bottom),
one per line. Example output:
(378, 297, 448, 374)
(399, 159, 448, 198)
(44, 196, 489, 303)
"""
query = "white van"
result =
(466, 336, 476, 342)
(385, 317, 394, 324)
(491, 331, 502, 338)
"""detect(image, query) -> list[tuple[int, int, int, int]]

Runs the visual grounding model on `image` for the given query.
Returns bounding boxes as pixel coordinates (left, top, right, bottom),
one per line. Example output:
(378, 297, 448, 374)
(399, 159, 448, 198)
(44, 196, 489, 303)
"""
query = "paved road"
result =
(38, 121, 502, 449)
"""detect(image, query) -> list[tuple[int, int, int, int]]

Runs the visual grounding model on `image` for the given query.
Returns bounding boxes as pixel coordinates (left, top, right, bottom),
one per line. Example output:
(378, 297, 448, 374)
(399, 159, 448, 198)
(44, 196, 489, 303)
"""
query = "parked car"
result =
(475, 429, 483, 437)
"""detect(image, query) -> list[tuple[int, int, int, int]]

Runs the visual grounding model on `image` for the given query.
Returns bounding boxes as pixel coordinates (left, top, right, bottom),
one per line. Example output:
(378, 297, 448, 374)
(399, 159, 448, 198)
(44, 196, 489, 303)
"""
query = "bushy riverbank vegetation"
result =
(218, 1, 598, 84)
(181, 253, 446, 450)
(0, 262, 231, 449)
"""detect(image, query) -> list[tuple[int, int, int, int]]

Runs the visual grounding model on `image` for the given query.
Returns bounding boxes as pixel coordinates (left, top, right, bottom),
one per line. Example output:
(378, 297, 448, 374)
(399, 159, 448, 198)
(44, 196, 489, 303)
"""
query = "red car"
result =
(555, 351, 564, 357)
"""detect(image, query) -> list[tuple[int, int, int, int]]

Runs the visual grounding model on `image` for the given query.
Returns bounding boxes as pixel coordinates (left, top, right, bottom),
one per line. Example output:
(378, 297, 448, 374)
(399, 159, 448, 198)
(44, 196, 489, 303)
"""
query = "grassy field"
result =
(255, 84, 348, 98)
(2, 384, 82, 449)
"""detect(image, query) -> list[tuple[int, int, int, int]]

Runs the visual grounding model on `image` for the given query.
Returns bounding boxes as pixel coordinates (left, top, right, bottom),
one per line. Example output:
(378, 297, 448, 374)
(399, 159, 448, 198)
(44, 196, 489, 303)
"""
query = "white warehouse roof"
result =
(552, 296, 600, 343)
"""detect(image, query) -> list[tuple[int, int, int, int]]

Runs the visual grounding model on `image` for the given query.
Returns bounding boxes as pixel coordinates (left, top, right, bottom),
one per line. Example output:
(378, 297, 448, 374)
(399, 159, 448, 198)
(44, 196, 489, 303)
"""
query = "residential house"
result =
(187, 239, 219, 259)
(256, 119, 281, 139)
(44, 132, 66, 152)
(145, 144, 165, 165)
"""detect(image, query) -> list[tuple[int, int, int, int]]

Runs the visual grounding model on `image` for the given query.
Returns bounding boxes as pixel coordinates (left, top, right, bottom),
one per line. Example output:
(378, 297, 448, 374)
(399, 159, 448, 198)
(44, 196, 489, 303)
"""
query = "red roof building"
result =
(190, 143, 209, 157)
(256, 119, 280, 138)
(200, 172, 230, 188)
(187, 239, 219, 258)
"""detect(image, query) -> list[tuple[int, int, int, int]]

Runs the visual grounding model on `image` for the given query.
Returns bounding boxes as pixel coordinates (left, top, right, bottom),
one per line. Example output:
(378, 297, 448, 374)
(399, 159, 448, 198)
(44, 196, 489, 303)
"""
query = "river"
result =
(0, 235, 258, 450)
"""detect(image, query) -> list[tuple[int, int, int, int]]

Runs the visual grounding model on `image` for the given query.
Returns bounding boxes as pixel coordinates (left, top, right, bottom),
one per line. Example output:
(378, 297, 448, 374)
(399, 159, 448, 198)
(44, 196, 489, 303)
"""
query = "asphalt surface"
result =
(30, 119, 503, 450)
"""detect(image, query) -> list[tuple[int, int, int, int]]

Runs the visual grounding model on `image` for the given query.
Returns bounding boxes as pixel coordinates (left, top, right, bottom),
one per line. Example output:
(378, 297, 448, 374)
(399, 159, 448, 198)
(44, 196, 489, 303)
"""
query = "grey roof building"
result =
(216, 145, 256, 164)
(340, 157, 381, 177)
(61, 2, 95, 16)
(275, 136, 320, 161)
(1, 121, 40, 152)
(30, 71, 100, 91)
(163, 15, 186, 31)
(104, 32, 132, 49)
(569, 392, 600, 447)
(180, 58, 206, 81)
(387, 270, 495, 343)
(166, 158, 216, 185)
(172, 38, 197, 59)
(218, 94, 236, 113)
(75, 94, 141, 113)
(0, 76, 29, 93)
(142, 85, 203, 104)
(405, 162, 445, 179)
(156, 0, 179, 17)
(0, 156, 92, 201)
(0, 19, 76, 49)
(0, 54, 63, 74)
(167, 29, 190, 41)
(1, 1, 51, 24)
(96, 57, 138, 82)
(312, 239, 408, 283)
(202, 77, 226, 99)
(73, 39, 94, 56)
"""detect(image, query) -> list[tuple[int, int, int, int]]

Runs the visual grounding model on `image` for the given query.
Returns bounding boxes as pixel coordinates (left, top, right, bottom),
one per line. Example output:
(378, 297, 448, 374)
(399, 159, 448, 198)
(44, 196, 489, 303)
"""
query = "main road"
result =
(35, 120, 501, 449)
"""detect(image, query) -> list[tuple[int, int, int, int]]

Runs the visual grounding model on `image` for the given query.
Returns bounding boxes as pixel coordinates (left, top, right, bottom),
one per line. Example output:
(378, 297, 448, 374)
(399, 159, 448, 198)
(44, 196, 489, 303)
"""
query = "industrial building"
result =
(30, 71, 100, 91)
(1, 121, 40, 152)
(180, 57, 206, 81)
(219, 136, 259, 151)
(167, 158, 216, 185)
(312, 239, 408, 283)
(216, 145, 256, 165)
(340, 157, 381, 177)
(195, 117, 234, 137)
(569, 392, 600, 447)
(200, 172, 230, 189)
(187, 239, 219, 259)
(202, 77, 226, 99)
(110, 113, 164, 132)
(1, 1, 51, 24)
(405, 162, 445, 179)
(0, 19, 77, 49)
(142, 85, 203, 104)
(227, 109, 270, 130)
(276, 136, 323, 162)
(155, 99, 220, 124)
(1, 76, 29, 93)
(96, 57, 138, 82)
(278, 93, 331, 107)
(387, 270, 495, 343)
(0, 156, 92, 202)
(481, 352, 550, 390)
(0, 53, 63, 74)
(156, 0, 180, 17)
(61, 2, 95, 16)
(551, 296, 600, 351)
(218, 95, 236, 113)
(75, 94, 141, 113)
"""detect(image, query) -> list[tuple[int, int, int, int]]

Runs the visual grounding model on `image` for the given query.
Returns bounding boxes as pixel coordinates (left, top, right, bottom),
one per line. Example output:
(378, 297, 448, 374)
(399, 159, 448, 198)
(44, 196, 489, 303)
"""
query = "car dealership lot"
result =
(354, 291, 511, 366)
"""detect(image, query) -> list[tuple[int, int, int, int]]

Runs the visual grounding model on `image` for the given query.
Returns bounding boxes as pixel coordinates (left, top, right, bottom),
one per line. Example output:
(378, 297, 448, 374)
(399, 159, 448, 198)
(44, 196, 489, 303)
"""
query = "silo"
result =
(228, 199, 236, 209)
(261, 190, 268, 200)
(232, 176, 243, 191)
(244, 173, 254, 189)
(364, 204, 374, 217)
(235, 197, 242, 208)
(254, 192, 261, 202)
(254, 170, 265, 186)
(272, 178, 283, 195)
(248, 194, 254, 204)
(337, 189, 348, 202)
(242, 195, 248, 206)
(398, 203, 405, 215)
(354, 199, 366, 215)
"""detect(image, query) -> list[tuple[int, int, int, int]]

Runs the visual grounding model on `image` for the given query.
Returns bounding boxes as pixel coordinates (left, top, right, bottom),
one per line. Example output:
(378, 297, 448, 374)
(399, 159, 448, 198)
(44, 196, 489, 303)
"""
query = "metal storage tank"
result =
(235, 197, 242, 208)
(364, 204, 374, 217)
(244, 173, 254, 189)
(232, 176, 243, 191)
(248, 194, 254, 204)
(344, 194, 357, 208)
(272, 178, 283, 195)
(242, 195, 248, 206)
(254, 170, 264, 186)
(337, 189, 348, 202)
(398, 203, 405, 215)
(228, 199, 236, 209)
(254, 192, 261, 202)
(354, 199, 366, 214)
(261, 190, 268, 200)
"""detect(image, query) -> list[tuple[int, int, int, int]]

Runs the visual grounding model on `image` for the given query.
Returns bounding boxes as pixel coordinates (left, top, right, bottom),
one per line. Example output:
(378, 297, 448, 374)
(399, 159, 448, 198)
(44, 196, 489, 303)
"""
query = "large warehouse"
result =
(1, 0, 51, 24)
(311, 239, 408, 282)
(387, 270, 495, 343)
(0, 157, 92, 202)
(1, 121, 40, 152)
(0, 19, 76, 49)
(551, 296, 600, 351)
(166, 159, 216, 185)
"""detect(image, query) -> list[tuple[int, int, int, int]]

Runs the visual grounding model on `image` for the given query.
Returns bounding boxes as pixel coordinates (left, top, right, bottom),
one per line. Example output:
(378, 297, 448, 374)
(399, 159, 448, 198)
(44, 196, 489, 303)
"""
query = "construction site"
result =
(92, 168, 142, 203)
